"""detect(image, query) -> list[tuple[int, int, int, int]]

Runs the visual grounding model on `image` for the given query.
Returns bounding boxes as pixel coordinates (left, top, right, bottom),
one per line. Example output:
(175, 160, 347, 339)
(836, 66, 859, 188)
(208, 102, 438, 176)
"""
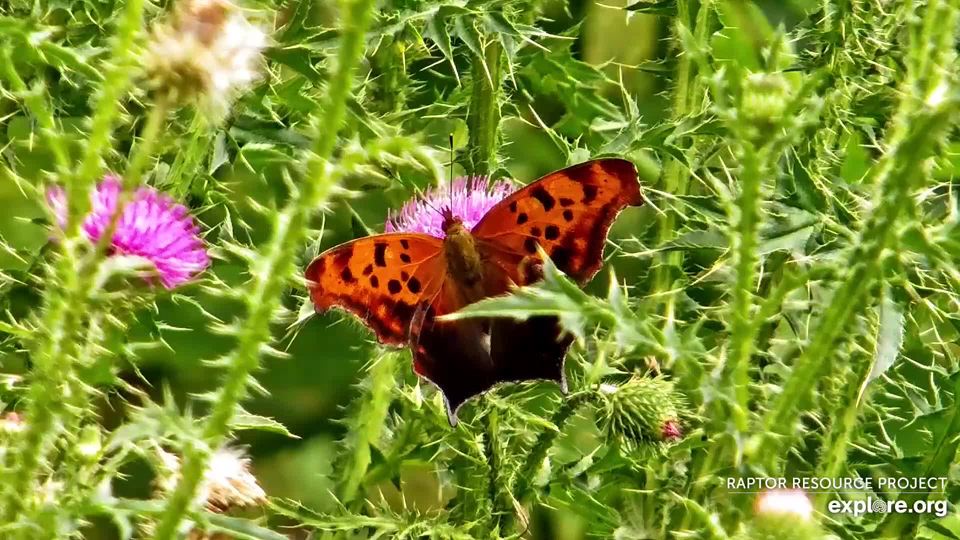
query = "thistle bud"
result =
(740, 72, 792, 141)
(735, 490, 826, 540)
(144, 0, 266, 115)
(596, 376, 687, 449)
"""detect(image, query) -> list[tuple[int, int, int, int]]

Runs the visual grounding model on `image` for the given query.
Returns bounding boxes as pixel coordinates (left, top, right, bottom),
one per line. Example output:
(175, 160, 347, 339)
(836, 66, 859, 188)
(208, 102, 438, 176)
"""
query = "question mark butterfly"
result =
(305, 158, 643, 424)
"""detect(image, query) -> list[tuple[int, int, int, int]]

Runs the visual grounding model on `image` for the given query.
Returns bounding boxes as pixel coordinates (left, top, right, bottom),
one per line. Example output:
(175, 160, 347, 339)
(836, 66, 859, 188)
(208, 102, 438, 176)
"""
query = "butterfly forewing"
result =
(471, 158, 643, 285)
(305, 233, 446, 346)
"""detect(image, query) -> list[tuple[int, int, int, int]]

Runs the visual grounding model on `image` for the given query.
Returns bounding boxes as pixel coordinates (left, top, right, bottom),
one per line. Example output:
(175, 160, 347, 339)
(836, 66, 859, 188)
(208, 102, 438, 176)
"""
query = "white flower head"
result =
(755, 489, 814, 521)
(145, 0, 267, 116)
(155, 445, 266, 511)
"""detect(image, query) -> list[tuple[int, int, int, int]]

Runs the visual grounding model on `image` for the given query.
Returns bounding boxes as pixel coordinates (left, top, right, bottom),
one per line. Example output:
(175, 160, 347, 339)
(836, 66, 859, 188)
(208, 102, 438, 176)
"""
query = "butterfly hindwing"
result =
(412, 257, 571, 422)
(471, 158, 643, 285)
(305, 233, 446, 346)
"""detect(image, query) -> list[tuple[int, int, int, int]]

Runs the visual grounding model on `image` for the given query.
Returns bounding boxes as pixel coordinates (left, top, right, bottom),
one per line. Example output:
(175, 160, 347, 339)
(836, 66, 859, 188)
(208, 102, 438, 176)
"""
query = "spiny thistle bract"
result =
(595, 376, 687, 449)
(0, 0, 959, 538)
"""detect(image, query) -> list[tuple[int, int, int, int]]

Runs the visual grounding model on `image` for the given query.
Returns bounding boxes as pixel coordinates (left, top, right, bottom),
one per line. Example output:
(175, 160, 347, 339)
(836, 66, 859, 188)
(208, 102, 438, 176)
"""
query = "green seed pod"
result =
(740, 72, 793, 141)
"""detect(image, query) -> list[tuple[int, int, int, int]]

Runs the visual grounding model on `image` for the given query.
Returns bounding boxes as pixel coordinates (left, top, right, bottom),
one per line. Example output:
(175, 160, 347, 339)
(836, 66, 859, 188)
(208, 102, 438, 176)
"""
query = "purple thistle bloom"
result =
(47, 176, 211, 289)
(384, 176, 516, 238)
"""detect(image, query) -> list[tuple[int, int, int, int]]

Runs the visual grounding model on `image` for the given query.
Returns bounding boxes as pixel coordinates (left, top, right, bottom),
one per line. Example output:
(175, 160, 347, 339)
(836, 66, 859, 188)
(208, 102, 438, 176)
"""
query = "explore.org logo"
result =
(827, 497, 949, 518)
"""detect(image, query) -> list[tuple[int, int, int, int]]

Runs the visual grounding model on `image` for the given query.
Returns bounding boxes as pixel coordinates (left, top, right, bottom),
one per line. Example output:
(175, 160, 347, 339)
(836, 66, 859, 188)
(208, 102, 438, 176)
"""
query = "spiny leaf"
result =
(857, 286, 906, 405)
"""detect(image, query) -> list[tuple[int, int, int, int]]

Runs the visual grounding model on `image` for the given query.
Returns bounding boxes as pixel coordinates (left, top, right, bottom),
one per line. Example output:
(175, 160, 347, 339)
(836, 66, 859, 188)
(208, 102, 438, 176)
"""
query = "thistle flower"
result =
(144, 0, 266, 114)
(47, 176, 210, 289)
(385, 176, 516, 238)
(156, 446, 266, 511)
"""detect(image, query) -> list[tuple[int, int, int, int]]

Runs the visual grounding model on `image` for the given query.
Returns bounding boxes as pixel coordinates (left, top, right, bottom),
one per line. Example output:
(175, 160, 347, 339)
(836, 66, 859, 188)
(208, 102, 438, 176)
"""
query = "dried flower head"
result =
(145, 0, 266, 114)
(156, 446, 266, 511)
(47, 176, 210, 289)
(385, 176, 516, 238)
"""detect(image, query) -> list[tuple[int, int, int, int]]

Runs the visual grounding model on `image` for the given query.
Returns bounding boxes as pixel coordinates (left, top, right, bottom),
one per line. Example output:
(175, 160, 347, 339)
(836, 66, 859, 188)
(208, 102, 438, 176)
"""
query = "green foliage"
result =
(1, 0, 960, 538)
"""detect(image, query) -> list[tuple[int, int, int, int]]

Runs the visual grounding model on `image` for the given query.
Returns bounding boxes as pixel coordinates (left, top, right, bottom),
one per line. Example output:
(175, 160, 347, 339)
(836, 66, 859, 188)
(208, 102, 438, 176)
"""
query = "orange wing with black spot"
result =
(471, 158, 643, 285)
(305, 233, 446, 346)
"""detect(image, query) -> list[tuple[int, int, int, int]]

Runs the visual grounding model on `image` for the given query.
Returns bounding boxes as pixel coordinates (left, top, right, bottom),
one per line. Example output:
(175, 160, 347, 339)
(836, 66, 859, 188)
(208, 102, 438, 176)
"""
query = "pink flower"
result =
(661, 419, 682, 441)
(384, 176, 515, 238)
(47, 176, 210, 289)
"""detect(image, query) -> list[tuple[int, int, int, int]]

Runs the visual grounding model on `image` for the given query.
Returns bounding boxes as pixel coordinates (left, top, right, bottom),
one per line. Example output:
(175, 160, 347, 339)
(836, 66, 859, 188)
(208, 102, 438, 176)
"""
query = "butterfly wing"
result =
(305, 233, 446, 346)
(471, 158, 643, 285)
(413, 262, 571, 424)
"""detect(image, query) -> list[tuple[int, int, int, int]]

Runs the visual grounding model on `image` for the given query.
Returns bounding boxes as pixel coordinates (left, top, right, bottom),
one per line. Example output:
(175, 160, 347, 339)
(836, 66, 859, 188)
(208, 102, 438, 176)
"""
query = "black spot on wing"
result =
(340, 267, 356, 283)
(524, 238, 538, 254)
(531, 186, 555, 212)
(509, 201, 518, 212)
(374, 242, 388, 267)
(400, 253, 411, 263)
(582, 185, 598, 204)
(559, 197, 575, 207)
(332, 244, 354, 268)
(545, 225, 560, 240)
(392, 299, 414, 324)
(388, 279, 402, 294)
(362, 264, 374, 276)
(563, 209, 574, 222)
(370, 276, 379, 288)
(551, 246, 572, 270)
(517, 212, 528, 225)
(400, 239, 409, 249)
(408, 277, 421, 293)
(401, 271, 410, 282)
(530, 226, 541, 237)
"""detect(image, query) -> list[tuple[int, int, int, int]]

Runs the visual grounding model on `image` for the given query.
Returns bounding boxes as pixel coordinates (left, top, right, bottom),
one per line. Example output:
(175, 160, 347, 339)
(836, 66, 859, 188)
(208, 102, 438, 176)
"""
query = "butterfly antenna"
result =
(448, 134, 455, 213)
(410, 184, 446, 220)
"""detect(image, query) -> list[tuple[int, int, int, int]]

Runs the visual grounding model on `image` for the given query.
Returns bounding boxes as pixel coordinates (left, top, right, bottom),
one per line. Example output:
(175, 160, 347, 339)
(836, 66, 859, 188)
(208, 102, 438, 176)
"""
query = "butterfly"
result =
(305, 158, 643, 424)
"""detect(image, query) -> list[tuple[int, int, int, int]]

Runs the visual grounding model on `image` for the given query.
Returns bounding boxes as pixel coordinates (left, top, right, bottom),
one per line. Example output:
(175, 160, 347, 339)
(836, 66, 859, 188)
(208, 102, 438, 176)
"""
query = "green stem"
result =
(167, 112, 213, 197)
(69, 0, 146, 235)
(482, 406, 506, 534)
(506, 392, 588, 534)
(813, 349, 865, 512)
(467, 40, 502, 177)
(0, 47, 69, 172)
(0, 0, 146, 526)
(339, 351, 398, 504)
(151, 0, 377, 537)
(651, 0, 711, 323)
(718, 143, 767, 436)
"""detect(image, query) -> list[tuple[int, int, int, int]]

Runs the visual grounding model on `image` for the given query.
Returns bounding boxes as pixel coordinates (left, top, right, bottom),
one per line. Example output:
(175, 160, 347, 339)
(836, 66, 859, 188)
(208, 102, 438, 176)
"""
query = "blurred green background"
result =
(0, 0, 810, 536)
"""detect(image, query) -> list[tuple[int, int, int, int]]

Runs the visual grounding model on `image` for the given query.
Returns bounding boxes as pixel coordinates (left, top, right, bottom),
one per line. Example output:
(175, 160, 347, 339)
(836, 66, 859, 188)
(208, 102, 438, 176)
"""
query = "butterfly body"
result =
(441, 215, 485, 292)
(306, 158, 643, 423)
